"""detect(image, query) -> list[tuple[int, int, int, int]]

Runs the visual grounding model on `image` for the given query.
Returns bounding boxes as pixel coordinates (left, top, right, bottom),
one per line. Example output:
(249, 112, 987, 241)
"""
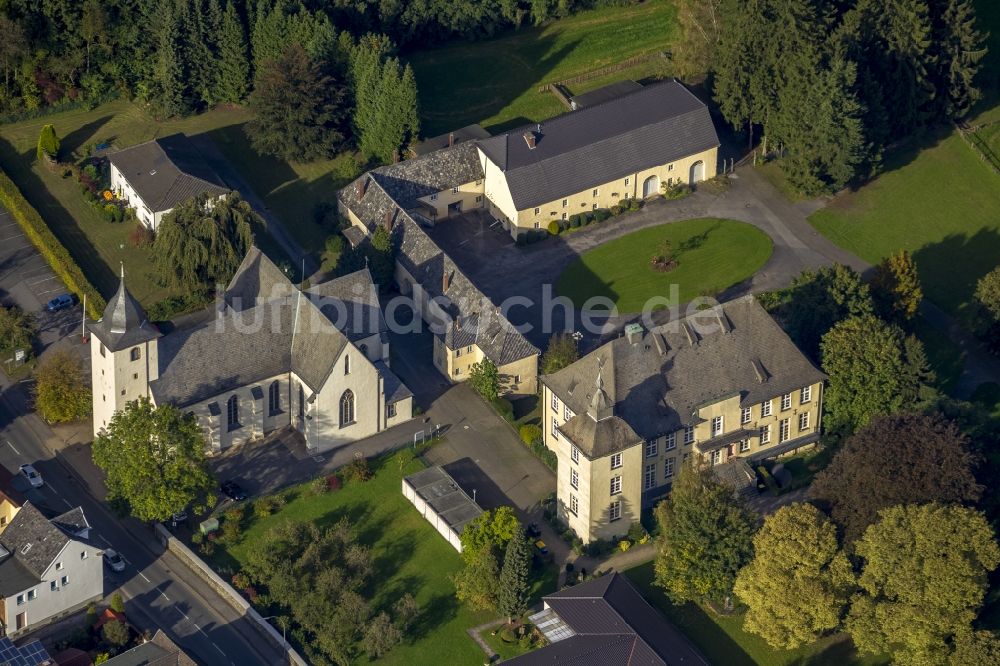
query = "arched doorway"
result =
(689, 160, 705, 185)
(642, 175, 659, 198)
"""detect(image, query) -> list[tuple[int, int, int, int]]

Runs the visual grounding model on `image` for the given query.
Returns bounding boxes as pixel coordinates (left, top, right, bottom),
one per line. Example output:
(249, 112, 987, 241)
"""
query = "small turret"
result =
(587, 358, 613, 422)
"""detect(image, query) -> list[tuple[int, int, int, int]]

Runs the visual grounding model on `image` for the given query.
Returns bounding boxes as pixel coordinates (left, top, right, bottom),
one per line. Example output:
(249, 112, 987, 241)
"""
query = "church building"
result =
(87, 248, 413, 453)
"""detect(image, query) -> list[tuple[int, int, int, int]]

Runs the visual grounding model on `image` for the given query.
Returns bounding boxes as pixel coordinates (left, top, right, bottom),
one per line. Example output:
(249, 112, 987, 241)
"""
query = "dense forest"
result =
(0, 0, 639, 120)
(675, 0, 988, 194)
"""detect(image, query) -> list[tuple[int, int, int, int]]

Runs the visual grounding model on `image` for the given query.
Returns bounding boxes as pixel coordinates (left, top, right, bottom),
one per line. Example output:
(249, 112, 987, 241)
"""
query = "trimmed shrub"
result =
(569, 215, 581, 228)
(610, 205, 623, 215)
(324, 234, 344, 255)
(627, 197, 642, 212)
(547, 220, 561, 235)
(344, 456, 372, 482)
(36, 124, 60, 161)
(593, 209, 611, 222)
(519, 423, 542, 446)
(491, 397, 515, 422)
(0, 170, 104, 318)
(128, 223, 155, 248)
(310, 476, 329, 495)
(515, 234, 527, 246)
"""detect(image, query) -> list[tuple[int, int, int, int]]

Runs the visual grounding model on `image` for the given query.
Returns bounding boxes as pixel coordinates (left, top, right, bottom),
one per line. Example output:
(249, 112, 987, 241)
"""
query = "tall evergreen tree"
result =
(497, 529, 530, 623)
(151, 5, 186, 117)
(247, 43, 348, 161)
(217, 0, 251, 103)
(931, 0, 987, 119)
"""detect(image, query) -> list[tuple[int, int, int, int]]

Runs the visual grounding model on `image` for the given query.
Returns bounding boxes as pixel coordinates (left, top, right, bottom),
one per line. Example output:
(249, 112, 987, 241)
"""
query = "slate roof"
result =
(410, 124, 491, 156)
(103, 630, 195, 666)
(376, 360, 413, 404)
(88, 270, 161, 353)
(0, 502, 80, 596)
(508, 572, 708, 666)
(478, 79, 720, 209)
(542, 296, 824, 458)
(147, 250, 378, 406)
(338, 142, 484, 229)
(570, 80, 643, 109)
(108, 134, 229, 213)
(394, 215, 539, 366)
(50, 507, 90, 537)
(307, 268, 388, 342)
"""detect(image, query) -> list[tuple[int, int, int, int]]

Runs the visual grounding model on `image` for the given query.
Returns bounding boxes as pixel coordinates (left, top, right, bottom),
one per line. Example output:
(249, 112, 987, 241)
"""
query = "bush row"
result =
(0, 169, 105, 318)
(518, 424, 557, 471)
(546, 198, 644, 236)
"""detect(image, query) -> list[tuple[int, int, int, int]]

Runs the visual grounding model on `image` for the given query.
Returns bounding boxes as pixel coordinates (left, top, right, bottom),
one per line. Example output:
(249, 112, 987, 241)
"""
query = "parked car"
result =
(103, 549, 126, 572)
(18, 463, 43, 488)
(220, 481, 247, 502)
(44, 294, 74, 312)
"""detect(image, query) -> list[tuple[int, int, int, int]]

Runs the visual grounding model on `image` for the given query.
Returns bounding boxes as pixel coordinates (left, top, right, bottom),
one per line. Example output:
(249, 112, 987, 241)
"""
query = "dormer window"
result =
(130, 347, 141, 361)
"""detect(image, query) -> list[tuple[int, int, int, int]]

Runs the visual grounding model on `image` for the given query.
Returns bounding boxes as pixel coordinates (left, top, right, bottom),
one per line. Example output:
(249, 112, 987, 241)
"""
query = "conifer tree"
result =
(931, 0, 987, 119)
(217, 0, 251, 103)
(871, 250, 923, 322)
(497, 529, 530, 623)
(152, 6, 186, 117)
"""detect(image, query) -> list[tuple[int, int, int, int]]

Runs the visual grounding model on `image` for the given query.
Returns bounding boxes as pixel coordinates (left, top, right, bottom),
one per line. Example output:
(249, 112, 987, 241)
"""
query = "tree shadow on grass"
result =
(61, 115, 115, 159)
(911, 228, 1000, 319)
(407, 593, 461, 642)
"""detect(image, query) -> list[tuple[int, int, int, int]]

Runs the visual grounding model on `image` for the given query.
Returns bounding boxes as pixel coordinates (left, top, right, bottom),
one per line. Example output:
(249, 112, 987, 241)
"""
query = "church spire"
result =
(588, 357, 613, 421)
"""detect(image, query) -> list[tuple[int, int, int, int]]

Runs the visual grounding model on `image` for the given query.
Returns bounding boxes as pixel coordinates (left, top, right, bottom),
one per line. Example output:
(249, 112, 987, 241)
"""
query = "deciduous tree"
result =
(469, 358, 502, 403)
(92, 397, 216, 522)
(0, 305, 36, 354)
(363, 612, 401, 658)
(452, 546, 501, 612)
(33, 349, 91, 423)
(949, 629, 1000, 665)
(541, 333, 579, 374)
(811, 412, 981, 546)
(974, 266, 1000, 352)
(847, 504, 1000, 664)
(734, 503, 854, 649)
(672, 0, 724, 78)
(654, 460, 756, 606)
(872, 250, 923, 323)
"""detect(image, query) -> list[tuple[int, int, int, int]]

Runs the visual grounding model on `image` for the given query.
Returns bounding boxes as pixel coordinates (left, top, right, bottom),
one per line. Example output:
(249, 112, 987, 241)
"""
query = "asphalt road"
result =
(0, 379, 282, 665)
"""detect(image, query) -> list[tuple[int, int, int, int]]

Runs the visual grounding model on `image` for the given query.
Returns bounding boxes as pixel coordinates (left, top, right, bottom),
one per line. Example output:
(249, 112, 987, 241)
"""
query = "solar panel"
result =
(0, 638, 52, 666)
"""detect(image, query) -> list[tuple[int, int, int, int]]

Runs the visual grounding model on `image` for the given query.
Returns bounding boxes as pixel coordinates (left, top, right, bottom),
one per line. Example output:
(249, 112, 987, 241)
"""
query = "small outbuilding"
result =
(402, 466, 482, 552)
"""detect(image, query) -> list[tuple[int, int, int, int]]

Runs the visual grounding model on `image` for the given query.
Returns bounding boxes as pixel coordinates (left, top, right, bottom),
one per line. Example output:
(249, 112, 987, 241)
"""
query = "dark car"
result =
(220, 480, 247, 501)
(45, 294, 74, 312)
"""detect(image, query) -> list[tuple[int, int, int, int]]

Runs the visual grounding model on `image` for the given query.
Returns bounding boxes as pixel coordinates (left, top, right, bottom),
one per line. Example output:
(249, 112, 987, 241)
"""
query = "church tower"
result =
(88, 267, 161, 437)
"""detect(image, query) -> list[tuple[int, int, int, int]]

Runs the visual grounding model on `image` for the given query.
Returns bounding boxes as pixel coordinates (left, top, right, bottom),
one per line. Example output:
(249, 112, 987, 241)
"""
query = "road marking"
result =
(139, 572, 151, 583)
(48, 484, 61, 496)
(160, 591, 171, 602)
(6, 441, 20, 456)
(28, 275, 57, 285)
(213, 643, 226, 656)
(0, 233, 26, 242)
(98, 535, 113, 547)
(60, 498, 72, 509)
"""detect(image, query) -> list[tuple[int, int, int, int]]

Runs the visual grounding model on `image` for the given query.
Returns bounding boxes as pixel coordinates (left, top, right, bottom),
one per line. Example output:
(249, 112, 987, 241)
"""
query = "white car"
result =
(103, 549, 126, 572)
(18, 464, 42, 488)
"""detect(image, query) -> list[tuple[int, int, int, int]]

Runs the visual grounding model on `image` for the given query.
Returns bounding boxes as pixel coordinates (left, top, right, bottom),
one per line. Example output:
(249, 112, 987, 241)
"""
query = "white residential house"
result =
(0, 502, 103, 637)
(108, 133, 230, 230)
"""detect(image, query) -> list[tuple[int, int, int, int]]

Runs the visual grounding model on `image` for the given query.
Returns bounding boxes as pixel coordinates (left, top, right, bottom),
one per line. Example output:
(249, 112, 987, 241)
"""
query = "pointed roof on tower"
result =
(87, 265, 160, 352)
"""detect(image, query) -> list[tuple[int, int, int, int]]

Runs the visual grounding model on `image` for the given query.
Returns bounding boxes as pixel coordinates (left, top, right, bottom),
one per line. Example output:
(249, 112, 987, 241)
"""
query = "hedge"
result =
(0, 169, 105, 318)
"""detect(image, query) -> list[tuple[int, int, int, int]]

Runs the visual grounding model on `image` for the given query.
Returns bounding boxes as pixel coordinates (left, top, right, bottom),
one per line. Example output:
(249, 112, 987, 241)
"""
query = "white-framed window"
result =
(571, 444, 579, 464)
(644, 463, 656, 490)
(55, 562, 63, 571)
(711, 450, 722, 465)
(386, 402, 397, 419)
(664, 457, 675, 478)
(430, 193, 438, 201)
(610, 452, 623, 469)
(711, 416, 723, 437)
(534, 207, 540, 214)
(624, 177, 630, 186)
(779, 419, 790, 442)
(451, 187, 458, 194)
(665, 432, 676, 450)
(561, 212, 567, 220)
(27, 590, 36, 600)
(761, 400, 772, 417)
(739, 439, 751, 453)
(564, 405, 574, 420)
(592, 189, 599, 197)
(609, 500, 622, 522)
(741, 407, 752, 424)
(801, 385, 812, 403)
(592, 203, 597, 210)
(533, 221, 540, 229)
(61, 575, 68, 586)
(781, 393, 792, 411)
(50, 581, 58, 591)
(454, 367, 461, 376)
(456, 347, 463, 357)
(610, 476, 622, 495)
(552, 417, 560, 439)
(570, 468, 579, 489)
(761, 424, 771, 444)
(562, 199, 568, 207)
(16, 594, 24, 605)
(476, 195, 483, 202)
(799, 412, 810, 431)
(683, 425, 695, 444)
(551, 393, 559, 411)
(570, 494, 578, 515)
(646, 439, 658, 458)
(668, 163, 674, 171)
(81, 551, 87, 559)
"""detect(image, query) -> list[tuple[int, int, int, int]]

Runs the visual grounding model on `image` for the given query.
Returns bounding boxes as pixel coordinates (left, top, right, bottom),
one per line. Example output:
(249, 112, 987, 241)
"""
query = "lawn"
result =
(0, 101, 290, 305)
(409, 1, 677, 135)
(208, 448, 555, 665)
(556, 218, 773, 313)
(624, 562, 887, 666)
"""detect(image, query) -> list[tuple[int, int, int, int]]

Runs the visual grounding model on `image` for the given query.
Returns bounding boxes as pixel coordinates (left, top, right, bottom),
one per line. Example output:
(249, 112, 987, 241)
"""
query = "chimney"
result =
(355, 175, 370, 199)
(442, 270, 452, 293)
(448, 132, 455, 147)
(523, 131, 536, 150)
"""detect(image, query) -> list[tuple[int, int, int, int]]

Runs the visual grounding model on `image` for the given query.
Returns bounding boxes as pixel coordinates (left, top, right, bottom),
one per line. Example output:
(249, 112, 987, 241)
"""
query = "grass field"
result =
(409, 1, 677, 135)
(808, 130, 1000, 319)
(625, 562, 887, 666)
(556, 218, 773, 313)
(209, 448, 555, 665)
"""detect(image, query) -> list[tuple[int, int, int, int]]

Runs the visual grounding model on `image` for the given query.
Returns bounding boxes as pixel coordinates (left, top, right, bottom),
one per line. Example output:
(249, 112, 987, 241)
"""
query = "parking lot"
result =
(0, 208, 89, 365)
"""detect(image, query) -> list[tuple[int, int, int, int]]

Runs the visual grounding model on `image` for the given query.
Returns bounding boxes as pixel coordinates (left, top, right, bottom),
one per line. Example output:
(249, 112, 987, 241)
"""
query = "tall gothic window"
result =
(227, 395, 239, 431)
(340, 390, 355, 426)
(344, 354, 351, 375)
(298, 383, 304, 421)
(268, 381, 280, 415)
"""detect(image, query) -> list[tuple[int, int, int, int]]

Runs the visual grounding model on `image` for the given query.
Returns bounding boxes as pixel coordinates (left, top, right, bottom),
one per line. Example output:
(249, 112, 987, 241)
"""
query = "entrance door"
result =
(689, 160, 705, 184)
(642, 175, 659, 198)
(15, 612, 26, 631)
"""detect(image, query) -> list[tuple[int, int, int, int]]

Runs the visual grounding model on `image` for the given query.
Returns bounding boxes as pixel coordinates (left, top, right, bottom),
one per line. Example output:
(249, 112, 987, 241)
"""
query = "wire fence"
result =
(956, 122, 1000, 177)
